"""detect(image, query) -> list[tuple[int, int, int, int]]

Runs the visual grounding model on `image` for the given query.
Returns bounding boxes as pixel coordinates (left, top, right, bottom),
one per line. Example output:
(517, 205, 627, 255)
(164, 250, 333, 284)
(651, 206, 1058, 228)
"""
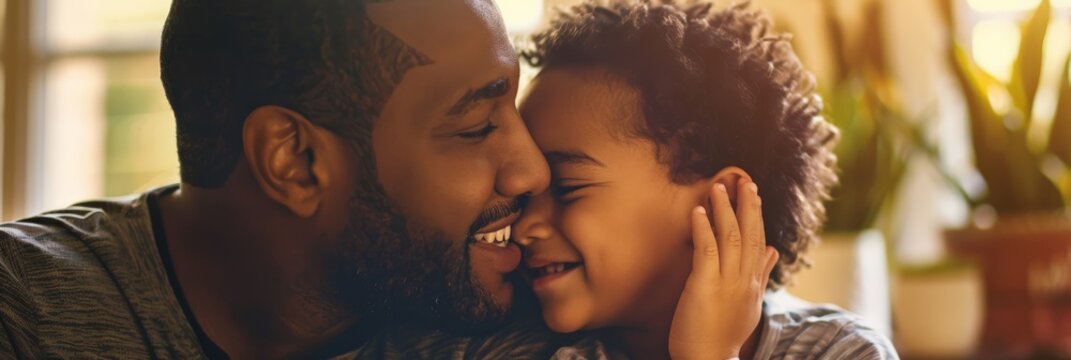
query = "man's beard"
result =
(324, 177, 510, 334)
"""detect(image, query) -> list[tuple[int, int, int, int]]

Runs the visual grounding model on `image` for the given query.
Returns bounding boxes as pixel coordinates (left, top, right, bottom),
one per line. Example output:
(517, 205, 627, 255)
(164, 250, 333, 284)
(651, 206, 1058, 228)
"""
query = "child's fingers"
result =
(759, 247, 779, 291)
(735, 179, 765, 273)
(710, 182, 741, 276)
(690, 206, 720, 278)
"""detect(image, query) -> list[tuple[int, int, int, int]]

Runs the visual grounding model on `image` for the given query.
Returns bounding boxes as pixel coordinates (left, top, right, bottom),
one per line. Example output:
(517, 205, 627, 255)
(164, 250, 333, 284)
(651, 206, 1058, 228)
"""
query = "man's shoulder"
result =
(0, 187, 202, 358)
(0, 192, 152, 283)
(760, 292, 899, 360)
(1, 192, 146, 237)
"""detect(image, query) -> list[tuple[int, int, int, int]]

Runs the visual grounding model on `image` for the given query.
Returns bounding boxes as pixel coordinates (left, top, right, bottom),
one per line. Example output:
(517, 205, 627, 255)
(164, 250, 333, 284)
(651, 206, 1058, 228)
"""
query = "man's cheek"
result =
(439, 166, 496, 214)
(388, 150, 496, 232)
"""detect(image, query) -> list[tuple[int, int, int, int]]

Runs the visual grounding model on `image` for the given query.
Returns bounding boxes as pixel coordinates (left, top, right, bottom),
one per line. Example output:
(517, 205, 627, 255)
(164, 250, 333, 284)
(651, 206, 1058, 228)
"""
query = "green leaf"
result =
(824, 78, 913, 231)
(1052, 54, 1071, 166)
(861, 1, 889, 77)
(821, 0, 852, 86)
(860, 1, 900, 109)
(927, 0, 1065, 212)
(1005, 130, 1064, 213)
(948, 44, 1017, 210)
(1010, 0, 1051, 121)
(948, 44, 1061, 214)
(1063, 172, 1071, 206)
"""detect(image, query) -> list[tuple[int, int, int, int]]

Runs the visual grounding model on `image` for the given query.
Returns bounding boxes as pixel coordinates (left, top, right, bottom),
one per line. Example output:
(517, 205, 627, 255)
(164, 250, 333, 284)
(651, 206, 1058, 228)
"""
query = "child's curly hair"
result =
(522, 0, 839, 289)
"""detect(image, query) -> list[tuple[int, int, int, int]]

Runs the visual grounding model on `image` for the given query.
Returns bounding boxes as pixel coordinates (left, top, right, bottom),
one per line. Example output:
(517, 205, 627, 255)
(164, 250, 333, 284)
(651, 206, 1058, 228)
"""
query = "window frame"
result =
(1, 0, 166, 220)
(2, 0, 39, 220)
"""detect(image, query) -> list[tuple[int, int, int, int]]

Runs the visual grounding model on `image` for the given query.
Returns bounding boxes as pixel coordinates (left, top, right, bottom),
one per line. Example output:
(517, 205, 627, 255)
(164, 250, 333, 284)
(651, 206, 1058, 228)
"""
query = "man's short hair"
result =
(522, 0, 839, 289)
(160, 0, 431, 187)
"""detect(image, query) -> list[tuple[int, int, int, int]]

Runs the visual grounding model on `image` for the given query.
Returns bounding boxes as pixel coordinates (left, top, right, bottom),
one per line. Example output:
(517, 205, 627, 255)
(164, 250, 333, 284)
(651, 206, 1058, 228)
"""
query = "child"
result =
(513, 1, 898, 358)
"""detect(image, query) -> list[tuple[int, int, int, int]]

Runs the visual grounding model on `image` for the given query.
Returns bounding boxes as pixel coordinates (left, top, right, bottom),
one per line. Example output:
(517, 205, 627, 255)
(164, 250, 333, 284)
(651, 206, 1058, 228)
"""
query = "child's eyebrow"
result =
(544, 150, 605, 168)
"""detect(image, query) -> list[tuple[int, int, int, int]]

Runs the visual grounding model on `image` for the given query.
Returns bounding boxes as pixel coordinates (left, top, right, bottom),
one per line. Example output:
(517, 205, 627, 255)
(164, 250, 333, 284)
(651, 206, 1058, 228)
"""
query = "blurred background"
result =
(1, 0, 1069, 358)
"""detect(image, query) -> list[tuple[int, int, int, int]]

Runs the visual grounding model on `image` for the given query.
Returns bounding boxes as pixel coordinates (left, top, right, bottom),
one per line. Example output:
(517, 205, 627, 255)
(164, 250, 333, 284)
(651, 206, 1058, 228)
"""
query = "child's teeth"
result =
(504, 226, 511, 241)
(541, 263, 570, 275)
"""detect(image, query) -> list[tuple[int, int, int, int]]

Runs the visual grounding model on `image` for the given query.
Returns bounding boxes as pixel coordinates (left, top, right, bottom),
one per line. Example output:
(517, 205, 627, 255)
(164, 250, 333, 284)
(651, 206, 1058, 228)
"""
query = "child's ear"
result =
(693, 166, 753, 207)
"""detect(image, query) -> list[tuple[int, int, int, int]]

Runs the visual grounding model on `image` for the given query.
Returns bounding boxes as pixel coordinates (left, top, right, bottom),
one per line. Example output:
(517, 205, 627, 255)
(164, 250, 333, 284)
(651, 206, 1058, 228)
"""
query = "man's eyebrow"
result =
(544, 151, 606, 167)
(445, 78, 510, 116)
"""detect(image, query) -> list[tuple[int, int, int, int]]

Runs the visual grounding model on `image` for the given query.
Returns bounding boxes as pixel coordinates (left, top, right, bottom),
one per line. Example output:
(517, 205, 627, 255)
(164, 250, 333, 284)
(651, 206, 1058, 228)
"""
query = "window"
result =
(0, 0, 173, 219)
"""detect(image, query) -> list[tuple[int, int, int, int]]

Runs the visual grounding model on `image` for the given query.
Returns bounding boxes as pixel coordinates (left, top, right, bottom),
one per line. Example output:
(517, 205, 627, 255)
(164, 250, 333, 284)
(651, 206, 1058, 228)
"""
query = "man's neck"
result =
(157, 183, 361, 358)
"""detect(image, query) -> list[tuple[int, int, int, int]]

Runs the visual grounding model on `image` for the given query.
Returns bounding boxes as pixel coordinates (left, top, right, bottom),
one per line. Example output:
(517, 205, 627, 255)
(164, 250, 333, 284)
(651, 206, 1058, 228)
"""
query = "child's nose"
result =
(512, 192, 556, 247)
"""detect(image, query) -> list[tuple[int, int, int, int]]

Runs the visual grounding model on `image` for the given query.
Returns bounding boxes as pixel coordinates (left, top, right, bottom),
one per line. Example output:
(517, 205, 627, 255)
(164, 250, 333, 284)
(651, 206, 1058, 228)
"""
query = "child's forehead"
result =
(522, 69, 660, 168)
(536, 67, 645, 133)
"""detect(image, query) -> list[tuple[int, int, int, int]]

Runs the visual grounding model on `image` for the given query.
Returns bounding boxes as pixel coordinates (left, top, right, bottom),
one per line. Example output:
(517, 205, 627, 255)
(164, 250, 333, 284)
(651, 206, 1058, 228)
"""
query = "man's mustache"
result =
(468, 196, 528, 234)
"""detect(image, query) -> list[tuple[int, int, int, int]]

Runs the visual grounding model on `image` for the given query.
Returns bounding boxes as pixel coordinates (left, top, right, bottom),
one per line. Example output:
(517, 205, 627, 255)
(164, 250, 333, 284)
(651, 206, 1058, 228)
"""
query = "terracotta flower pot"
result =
(945, 212, 1071, 356)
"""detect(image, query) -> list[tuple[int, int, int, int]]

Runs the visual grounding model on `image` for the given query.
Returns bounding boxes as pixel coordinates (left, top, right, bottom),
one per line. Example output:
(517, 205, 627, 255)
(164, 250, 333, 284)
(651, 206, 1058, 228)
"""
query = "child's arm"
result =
(668, 179, 778, 360)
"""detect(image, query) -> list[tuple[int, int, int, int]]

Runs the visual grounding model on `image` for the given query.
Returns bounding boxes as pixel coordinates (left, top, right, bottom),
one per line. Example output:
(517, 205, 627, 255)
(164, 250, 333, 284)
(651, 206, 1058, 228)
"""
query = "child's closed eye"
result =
(552, 178, 604, 202)
(552, 183, 593, 203)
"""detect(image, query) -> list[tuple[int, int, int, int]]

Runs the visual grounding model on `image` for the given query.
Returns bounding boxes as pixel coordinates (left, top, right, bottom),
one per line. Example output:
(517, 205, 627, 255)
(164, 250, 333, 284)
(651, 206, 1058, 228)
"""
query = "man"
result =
(0, 0, 555, 358)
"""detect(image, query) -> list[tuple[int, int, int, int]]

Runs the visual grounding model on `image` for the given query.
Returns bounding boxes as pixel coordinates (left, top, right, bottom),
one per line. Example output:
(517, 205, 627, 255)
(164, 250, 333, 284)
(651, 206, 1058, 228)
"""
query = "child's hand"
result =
(668, 179, 779, 360)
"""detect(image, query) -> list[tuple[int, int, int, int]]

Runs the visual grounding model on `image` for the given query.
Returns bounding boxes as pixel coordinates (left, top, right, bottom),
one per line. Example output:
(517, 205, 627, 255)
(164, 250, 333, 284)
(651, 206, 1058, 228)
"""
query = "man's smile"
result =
(472, 211, 521, 248)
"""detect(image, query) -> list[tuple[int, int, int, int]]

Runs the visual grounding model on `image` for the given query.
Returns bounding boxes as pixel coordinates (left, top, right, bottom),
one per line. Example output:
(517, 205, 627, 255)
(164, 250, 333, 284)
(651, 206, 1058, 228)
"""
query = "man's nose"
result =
(494, 111, 550, 199)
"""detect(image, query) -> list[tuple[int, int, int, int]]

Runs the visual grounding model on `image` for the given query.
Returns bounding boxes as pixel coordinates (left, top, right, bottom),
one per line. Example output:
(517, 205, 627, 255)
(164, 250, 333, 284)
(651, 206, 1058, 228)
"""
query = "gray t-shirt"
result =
(0, 187, 206, 358)
(0, 186, 568, 359)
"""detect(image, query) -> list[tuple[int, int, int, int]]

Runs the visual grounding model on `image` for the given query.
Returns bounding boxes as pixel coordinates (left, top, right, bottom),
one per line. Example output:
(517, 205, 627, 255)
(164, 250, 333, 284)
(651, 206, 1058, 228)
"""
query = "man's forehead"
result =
(366, 0, 507, 58)
(367, 0, 516, 117)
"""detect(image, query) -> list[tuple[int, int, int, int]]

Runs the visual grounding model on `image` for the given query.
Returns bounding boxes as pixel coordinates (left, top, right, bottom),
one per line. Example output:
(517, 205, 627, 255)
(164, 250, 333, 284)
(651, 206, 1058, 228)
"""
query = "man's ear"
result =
(243, 105, 331, 218)
(693, 166, 753, 207)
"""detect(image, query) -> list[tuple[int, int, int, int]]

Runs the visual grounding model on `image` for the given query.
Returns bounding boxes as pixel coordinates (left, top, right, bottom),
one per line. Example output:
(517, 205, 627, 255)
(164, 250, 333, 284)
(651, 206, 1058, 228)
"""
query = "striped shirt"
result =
(754, 292, 898, 359)
(551, 292, 900, 360)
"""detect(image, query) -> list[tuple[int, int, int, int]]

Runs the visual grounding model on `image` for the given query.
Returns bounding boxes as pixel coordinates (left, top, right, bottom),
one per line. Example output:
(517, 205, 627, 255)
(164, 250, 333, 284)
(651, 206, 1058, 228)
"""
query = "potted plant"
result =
(935, 0, 1071, 354)
(786, 0, 908, 337)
